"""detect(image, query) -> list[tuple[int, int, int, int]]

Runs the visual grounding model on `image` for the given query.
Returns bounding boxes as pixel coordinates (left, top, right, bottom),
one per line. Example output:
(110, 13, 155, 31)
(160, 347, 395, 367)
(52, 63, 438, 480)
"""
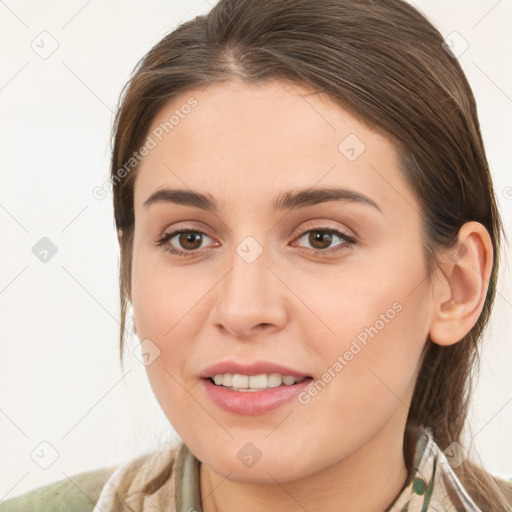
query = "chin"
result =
(201, 448, 312, 484)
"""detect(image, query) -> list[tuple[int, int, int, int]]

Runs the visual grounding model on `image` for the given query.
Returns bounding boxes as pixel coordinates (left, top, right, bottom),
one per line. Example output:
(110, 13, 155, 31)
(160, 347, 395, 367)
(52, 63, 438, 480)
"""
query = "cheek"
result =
(131, 246, 208, 342)
(296, 243, 428, 353)
(297, 246, 430, 411)
(130, 258, 209, 435)
(130, 249, 218, 418)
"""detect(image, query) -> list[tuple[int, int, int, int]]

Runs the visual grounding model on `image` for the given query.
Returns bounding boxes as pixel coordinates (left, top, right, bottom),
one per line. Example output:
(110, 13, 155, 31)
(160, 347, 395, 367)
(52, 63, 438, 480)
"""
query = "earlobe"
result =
(429, 221, 493, 347)
(117, 228, 123, 246)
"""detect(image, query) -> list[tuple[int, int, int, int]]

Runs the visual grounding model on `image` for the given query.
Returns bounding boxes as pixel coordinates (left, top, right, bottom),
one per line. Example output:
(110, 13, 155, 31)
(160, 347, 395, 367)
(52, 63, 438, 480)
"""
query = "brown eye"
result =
(308, 231, 334, 250)
(156, 229, 214, 256)
(294, 227, 356, 254)
(177, 232, 203, 250)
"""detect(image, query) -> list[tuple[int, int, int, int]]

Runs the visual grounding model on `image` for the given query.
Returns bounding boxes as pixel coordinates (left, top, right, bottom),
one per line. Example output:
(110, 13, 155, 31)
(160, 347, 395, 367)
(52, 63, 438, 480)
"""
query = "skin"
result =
(123, 79, 493, 512)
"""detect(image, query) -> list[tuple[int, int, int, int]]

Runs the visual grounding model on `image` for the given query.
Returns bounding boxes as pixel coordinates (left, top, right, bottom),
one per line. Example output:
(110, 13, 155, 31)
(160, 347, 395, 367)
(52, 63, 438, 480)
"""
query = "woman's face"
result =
(130, 79, 433, 482)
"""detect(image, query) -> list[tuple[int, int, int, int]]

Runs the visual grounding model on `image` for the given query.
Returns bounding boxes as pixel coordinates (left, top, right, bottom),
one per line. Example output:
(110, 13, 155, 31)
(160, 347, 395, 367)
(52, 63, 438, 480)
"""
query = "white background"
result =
(1, 0, 511, 500)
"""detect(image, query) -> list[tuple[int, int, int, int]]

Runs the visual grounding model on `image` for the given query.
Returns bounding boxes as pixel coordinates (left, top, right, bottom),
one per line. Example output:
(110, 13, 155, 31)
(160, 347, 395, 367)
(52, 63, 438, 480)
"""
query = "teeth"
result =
(267, 373, 282, 388)
(249, 374, 267, 389)
(211, 373, 306, 390)
(232, 374, 249, 388)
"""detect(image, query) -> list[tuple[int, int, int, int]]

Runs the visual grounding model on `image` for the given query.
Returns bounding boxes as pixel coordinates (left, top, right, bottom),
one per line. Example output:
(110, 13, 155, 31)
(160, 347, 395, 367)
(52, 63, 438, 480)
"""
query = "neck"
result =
(200, 419, 410, 512)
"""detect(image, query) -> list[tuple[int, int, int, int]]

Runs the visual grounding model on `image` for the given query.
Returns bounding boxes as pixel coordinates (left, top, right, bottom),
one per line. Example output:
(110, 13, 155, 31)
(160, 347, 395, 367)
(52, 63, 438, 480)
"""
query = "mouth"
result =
(205, 373, 314, 392)
(199, 360, 314, 414)
(202, 373, 314, 415)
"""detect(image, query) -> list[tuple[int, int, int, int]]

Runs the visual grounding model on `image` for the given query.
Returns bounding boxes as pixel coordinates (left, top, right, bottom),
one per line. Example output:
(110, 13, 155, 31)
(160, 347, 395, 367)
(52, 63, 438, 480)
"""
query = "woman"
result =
(2, 0, 511, 511)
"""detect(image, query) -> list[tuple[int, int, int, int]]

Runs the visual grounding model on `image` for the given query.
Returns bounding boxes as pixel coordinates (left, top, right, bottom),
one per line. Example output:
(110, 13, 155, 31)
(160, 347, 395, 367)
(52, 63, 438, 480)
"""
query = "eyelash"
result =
(155, 225, 357, 257)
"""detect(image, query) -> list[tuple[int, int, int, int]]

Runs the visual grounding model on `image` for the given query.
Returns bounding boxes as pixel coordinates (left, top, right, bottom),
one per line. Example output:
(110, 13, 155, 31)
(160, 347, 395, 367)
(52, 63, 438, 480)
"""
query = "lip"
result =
(200, 360, 311, 379)
(201, 377, 312, 416)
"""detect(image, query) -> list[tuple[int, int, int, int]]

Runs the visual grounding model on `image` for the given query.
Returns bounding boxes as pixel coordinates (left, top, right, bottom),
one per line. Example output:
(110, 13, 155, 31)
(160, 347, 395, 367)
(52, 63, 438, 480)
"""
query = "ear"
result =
(429, 221, 493, 346)
(117, 228, 123, 247)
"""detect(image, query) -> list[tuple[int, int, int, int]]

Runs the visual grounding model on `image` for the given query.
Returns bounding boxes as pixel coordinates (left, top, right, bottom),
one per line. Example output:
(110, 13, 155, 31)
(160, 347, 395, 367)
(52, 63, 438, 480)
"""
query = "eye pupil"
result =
(309, 231, 332, 249)
(179, 232, 202, 250)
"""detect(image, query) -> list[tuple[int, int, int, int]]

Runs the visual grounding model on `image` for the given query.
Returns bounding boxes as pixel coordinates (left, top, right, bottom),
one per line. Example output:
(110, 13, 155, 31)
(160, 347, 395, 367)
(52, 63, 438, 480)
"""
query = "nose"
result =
(210, 241, 288, 340)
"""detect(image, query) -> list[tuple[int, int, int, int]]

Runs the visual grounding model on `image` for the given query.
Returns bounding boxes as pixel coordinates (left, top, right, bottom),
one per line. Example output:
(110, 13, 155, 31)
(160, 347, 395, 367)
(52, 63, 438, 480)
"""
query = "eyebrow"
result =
(143, 186, 382, 213)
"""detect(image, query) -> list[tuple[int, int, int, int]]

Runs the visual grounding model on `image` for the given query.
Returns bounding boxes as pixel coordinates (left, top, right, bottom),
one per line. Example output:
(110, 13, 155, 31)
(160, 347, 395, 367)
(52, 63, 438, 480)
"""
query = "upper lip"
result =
(200, 360, 312, 379)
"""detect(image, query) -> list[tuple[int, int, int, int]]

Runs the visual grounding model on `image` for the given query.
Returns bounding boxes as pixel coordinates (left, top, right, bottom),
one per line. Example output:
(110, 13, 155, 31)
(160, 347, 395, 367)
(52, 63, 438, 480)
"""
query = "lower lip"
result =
(202, 378, 312, 416)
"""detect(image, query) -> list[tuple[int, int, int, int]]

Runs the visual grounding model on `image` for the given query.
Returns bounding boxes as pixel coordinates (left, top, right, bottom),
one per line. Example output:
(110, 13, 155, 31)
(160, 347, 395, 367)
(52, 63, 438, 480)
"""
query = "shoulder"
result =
(0, 445, 184, 512)
(0, 465, 119, 512)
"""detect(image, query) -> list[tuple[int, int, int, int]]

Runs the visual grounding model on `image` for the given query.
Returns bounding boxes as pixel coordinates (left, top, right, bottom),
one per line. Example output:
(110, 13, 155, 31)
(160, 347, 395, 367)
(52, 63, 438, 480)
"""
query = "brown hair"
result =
(111, 0, 511, 508)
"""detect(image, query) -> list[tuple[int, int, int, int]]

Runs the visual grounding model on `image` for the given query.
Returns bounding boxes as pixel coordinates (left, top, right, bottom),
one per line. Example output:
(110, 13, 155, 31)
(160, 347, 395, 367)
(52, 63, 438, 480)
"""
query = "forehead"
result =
(133, 79, 413, 216)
